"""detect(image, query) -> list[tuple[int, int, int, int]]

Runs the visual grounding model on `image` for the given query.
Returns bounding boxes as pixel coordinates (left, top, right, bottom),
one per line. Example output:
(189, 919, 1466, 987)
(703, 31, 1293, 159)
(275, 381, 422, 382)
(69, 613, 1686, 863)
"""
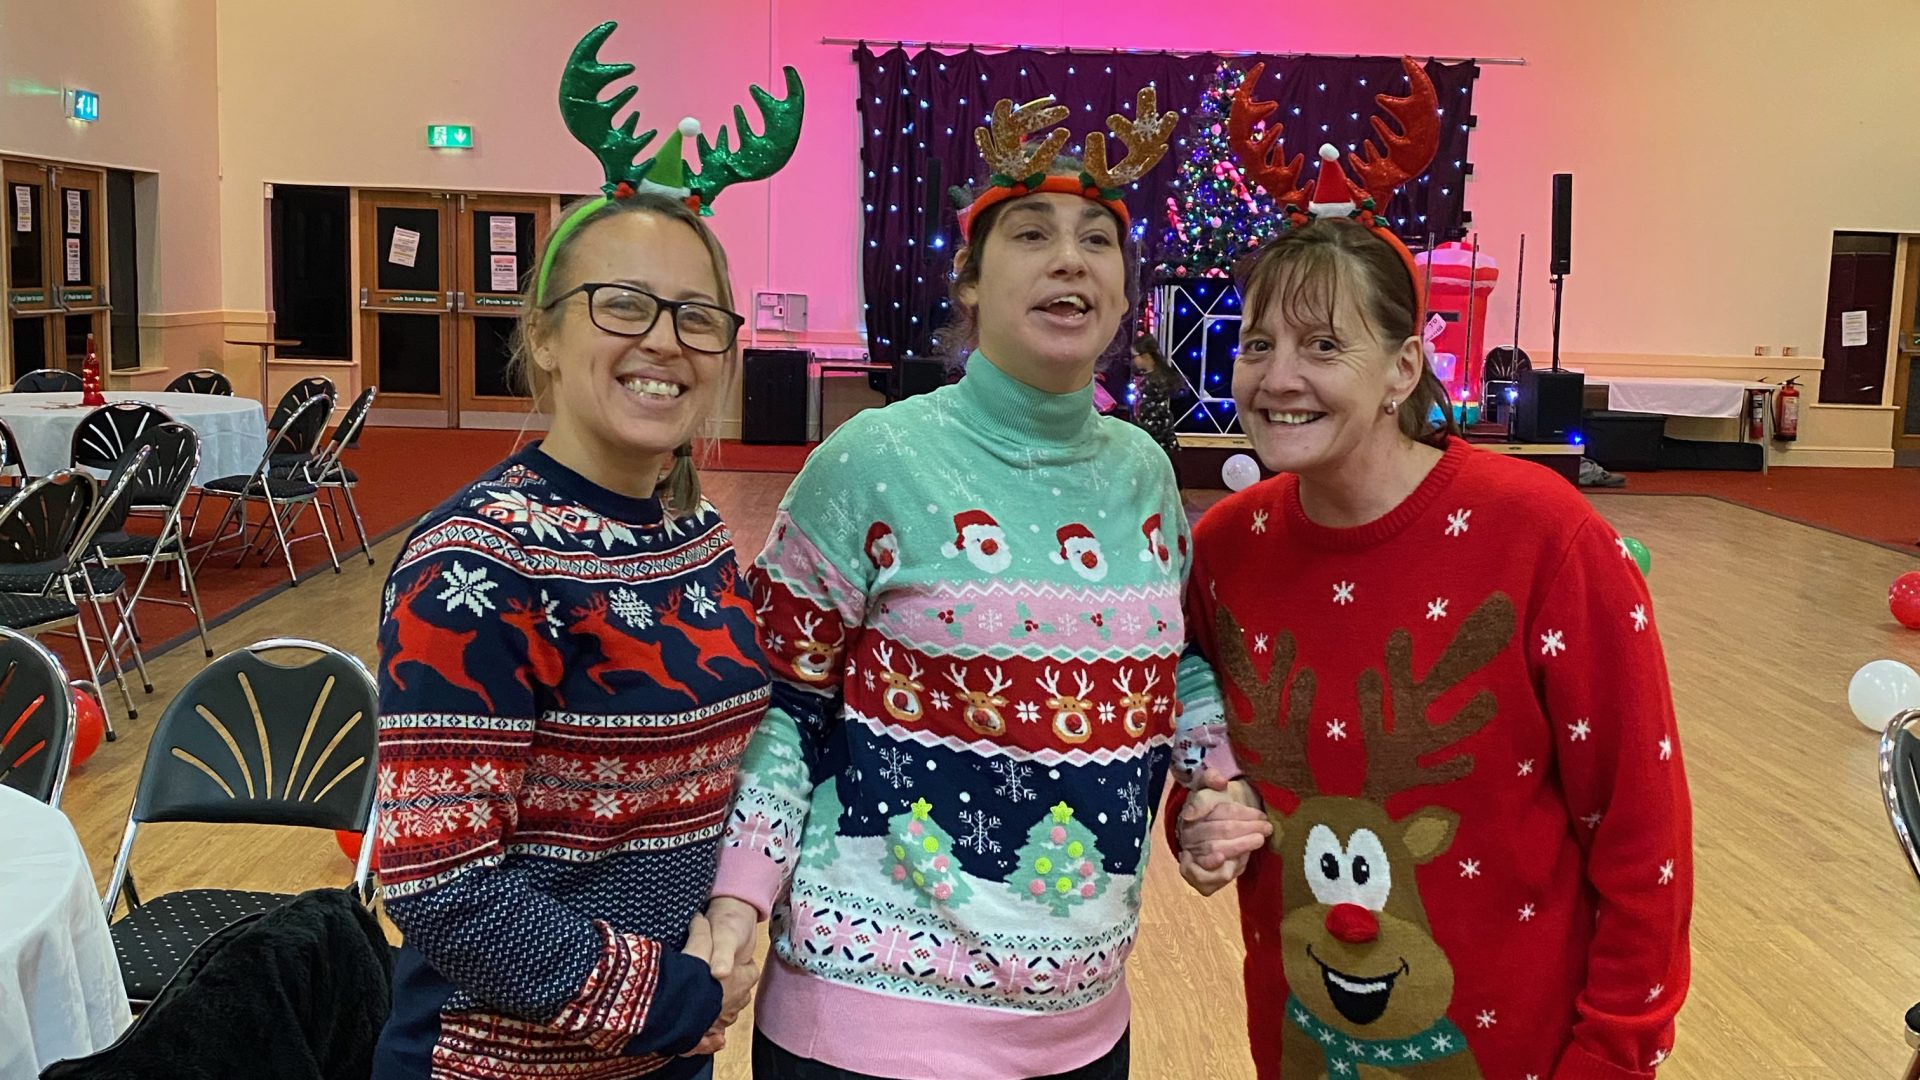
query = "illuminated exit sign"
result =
(426, 124, 473, 149)
(68, 89, 99, 122)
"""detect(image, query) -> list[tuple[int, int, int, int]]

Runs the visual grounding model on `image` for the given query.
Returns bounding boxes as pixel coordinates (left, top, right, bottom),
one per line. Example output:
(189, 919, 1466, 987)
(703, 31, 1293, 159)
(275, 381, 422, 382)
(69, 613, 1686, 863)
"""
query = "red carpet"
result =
(1590, 467, 1920, 553)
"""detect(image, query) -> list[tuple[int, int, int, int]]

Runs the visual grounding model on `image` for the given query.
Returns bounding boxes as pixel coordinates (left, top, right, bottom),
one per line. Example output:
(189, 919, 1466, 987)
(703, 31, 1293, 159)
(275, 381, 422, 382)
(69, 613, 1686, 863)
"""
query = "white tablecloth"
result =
(0, 391, 268, 485)
(1601, 376, 1772, 419)
(0, 785, 129, 1076)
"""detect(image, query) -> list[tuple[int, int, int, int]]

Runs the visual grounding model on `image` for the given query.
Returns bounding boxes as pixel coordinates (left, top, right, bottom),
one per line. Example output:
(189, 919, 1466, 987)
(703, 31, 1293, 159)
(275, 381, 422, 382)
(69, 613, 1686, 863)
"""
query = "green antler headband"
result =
(535, 20, 806, 303)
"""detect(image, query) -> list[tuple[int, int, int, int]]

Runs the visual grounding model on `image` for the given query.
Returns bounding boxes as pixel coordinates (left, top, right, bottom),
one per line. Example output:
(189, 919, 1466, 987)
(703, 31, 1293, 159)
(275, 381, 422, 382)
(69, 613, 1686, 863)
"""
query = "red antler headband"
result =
(958, 88, 1179, 241)
(1229, 57, 1441, 310)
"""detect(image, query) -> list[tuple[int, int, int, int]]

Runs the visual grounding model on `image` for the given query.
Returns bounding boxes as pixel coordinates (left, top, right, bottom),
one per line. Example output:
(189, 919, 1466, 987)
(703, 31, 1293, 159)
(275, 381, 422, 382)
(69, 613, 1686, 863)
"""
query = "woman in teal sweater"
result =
(702, 94, 1223, 1079)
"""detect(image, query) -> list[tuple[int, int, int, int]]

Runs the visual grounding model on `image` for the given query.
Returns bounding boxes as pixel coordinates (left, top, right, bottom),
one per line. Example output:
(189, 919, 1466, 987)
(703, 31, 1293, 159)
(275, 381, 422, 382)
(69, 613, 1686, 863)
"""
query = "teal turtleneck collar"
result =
(951, 350, 1098, 448)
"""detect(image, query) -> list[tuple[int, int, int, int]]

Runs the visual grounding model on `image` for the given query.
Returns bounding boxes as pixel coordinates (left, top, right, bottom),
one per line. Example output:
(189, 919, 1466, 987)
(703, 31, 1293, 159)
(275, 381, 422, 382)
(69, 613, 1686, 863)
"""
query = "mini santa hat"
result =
(943, 509, 1001, 556)
(1051, 523, 1097, 564)
(1139, 514, 1167, 561)
(1306, 144, 1361, 217)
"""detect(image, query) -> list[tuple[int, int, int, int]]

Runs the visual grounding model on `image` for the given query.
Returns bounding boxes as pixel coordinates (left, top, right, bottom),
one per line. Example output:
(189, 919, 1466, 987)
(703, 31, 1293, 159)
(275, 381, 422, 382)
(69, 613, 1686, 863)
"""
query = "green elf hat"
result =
(535, 21, 805, 303)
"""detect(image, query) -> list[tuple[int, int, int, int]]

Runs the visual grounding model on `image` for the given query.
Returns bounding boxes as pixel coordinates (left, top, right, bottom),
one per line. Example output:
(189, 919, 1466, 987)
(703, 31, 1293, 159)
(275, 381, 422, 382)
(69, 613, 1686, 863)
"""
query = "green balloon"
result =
(1622, 536, 1651, 576)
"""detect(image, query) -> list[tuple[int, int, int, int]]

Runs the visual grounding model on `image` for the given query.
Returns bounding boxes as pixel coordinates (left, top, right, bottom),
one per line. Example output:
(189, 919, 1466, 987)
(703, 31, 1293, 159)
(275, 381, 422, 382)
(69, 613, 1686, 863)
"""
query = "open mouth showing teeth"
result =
(1266, 409, 1325, 426)
(1307, 945, 1405, 1026)
(1037, 295, 1091, 319)
(619, 375, 684, 399)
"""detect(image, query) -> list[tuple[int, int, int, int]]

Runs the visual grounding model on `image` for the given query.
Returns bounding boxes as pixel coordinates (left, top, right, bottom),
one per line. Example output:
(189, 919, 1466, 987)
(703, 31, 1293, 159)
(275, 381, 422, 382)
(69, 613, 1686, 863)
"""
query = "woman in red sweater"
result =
(1169, 199, 1692, 1080)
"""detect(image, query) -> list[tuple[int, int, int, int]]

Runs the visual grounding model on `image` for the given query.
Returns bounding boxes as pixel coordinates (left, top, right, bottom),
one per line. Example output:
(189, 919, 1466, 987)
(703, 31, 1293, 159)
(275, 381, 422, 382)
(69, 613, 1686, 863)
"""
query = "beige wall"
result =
(12, 0, 1920, 455)
(0, 0, 222, 369)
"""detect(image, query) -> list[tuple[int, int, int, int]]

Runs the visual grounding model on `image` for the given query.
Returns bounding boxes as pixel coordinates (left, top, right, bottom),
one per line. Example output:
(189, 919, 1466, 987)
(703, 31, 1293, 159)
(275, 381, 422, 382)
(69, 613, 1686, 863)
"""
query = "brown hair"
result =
(938, 157, 1141, 367)
(1131, 333, 1178, 391)
(1233, 218, 1456, 447)
(509, 193, 738, 515)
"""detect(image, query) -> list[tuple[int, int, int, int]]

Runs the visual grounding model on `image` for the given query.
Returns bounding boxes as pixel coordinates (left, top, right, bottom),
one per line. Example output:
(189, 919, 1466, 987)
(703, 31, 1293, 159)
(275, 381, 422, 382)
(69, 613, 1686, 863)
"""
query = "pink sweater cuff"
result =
(710, 846, 786, 920)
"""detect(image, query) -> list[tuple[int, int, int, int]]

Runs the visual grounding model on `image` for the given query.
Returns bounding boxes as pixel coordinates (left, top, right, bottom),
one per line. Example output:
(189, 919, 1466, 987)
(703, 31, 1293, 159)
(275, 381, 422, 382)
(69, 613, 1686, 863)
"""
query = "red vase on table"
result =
(81, 333, 105, 407)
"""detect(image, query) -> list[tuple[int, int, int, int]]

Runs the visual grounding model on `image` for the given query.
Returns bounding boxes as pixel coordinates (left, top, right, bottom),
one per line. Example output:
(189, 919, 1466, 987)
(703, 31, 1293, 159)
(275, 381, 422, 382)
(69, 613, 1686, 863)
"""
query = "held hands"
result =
(1176, 766, 1271, 897)
(684, 897, 762, 1056)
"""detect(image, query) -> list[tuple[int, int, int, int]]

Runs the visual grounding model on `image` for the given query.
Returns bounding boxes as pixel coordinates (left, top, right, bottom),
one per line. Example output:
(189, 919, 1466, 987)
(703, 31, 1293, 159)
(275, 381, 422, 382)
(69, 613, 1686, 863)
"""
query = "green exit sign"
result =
(426, 124, 473, 149)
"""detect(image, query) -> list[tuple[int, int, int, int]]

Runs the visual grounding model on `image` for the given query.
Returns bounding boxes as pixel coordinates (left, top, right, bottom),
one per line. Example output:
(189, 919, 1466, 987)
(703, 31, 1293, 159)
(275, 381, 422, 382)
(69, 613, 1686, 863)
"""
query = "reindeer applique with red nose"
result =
(1214, 594, 1515, 1080)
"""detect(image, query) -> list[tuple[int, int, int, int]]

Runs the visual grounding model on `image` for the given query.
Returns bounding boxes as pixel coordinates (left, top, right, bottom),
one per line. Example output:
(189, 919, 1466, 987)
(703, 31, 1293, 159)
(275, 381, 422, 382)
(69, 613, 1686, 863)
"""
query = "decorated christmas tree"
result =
(1008, 801, 1110, 916)
(80, 333, 105, 406)
(1155, 62, 1281, 280)
(882, 797, 970, 907)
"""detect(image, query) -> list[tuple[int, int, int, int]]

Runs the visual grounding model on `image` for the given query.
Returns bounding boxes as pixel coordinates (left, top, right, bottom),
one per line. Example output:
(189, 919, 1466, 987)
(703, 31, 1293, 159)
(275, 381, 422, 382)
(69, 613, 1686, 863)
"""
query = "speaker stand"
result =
(1550, 272, 1565, 373)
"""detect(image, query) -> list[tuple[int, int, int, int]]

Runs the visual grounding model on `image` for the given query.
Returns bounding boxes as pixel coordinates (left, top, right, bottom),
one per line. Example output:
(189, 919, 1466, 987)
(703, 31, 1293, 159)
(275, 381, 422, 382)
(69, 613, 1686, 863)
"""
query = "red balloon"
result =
(336, 829, 377, 868)
(1892, 572, 1920, 629)
(68, 683, 104, 769)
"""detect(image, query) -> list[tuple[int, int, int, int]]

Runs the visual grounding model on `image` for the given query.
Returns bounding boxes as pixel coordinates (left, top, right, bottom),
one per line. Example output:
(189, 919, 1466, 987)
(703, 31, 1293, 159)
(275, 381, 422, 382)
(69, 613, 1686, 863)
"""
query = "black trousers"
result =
(751, 1027, 1130, 1080)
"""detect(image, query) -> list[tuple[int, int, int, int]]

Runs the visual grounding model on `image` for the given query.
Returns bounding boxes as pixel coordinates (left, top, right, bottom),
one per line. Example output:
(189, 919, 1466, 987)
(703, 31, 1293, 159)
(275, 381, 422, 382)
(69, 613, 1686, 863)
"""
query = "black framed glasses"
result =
(542, 282, 744, 354)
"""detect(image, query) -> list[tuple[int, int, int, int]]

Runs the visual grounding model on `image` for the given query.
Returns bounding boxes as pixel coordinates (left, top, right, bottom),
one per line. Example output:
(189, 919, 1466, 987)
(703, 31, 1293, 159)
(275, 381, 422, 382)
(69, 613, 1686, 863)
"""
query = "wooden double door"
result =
(358, 191, 552, 427)
(4, 160, 108, 378)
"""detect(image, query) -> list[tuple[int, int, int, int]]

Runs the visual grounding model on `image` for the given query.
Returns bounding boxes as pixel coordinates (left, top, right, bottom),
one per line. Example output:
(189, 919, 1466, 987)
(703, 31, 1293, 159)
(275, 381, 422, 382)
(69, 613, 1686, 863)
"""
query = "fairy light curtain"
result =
(856, 45, 1479, 367)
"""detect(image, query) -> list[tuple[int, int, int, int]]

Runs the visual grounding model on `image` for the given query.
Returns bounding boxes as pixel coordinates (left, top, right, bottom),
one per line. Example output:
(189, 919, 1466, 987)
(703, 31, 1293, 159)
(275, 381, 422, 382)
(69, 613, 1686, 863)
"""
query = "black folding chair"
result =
(266, 377, 335, 435)
(91, 423, 213, 659)
(0, 628, 76, 806)
(0, 416, 26, 487)
(13, 368, 82, 393)
(100, 638, 378, 1006)
(0, 470, 118, 729)
(163, 369, 234, 396)
(1879, 709, 1920, 1080)
(274, 386, 377, 565)
(71, 401, 173, 472)
(191, 395, 339, 585)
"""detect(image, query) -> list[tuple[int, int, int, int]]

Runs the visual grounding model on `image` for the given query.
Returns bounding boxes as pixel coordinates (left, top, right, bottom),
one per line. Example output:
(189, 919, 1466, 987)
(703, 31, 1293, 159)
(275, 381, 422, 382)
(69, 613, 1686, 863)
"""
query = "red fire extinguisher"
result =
(1773, 377, 1800, 441)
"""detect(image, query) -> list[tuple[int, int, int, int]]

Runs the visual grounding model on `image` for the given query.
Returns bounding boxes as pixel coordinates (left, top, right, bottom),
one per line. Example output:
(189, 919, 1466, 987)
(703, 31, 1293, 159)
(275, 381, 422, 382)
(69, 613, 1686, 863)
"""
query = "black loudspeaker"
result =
(897, 355, 947, 400)
(741, 348, 809, 445)
(1550, 173, 1573, 276)
(1514, 367, 1585, 443)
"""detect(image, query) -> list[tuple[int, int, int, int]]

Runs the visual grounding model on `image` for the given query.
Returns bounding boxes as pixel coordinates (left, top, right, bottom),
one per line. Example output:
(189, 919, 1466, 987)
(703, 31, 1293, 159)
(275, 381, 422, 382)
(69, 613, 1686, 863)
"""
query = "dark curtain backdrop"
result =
(856, 45, 1478, 366)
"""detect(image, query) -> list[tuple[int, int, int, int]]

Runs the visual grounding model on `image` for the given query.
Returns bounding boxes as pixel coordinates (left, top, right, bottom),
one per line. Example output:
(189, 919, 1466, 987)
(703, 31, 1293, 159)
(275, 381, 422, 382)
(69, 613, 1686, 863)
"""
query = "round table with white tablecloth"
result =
(0, 391, 269, 485)
(0, 784, 130, 1076)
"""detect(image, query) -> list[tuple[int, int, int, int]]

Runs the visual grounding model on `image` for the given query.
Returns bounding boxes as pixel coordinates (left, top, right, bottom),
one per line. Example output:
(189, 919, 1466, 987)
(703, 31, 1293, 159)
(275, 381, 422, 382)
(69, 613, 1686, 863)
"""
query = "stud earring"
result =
(1384, 399, 1399, 415)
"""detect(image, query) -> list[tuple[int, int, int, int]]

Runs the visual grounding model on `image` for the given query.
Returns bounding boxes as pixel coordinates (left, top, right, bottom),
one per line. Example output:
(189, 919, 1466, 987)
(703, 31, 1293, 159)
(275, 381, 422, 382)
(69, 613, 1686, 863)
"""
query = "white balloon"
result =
(1222, 454, 1261, 492)
(1849, 659, 1920, 731)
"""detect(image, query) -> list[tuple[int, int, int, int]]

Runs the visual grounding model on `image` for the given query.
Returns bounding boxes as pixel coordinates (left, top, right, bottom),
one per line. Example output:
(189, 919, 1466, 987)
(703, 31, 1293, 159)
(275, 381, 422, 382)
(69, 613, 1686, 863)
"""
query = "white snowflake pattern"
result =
(1458, 858, 1481, 879)
(1540, 630, 1566, 657)
(1658, 859, 1675, 885)
(1631, 604, 1649, 632)
(463, 802, 492, 830)
(766, 632, 786, 653)
(1649, 1049, 1668, 1068)
(383, 582, 397, 617)
(1518, 904, 1536, 922)
(931, 689, 953, 712)
(1426, 598, 1449, 621)
(1119, 781, 1145, 824)
(1253, 632, 1271, 654)
(1333, 581, 1355, 605)
(1517, 759, 1535, 777)
(877, 746, 914, 788)
(684, 581, 718, 618)
(591, 791, 623, 819)
(538, 590, 563, 635)
(1581, 811, 1604, 829)
(1098, 702, 1117, 726)
(991, 759, 1035, 802)
(1251, 510, 1269, 534)
(1326, 719, 1348, 741)
(436, 562, 498, 616)
(1446, 508, 1471, 536)
(979, 609, 1006, 634)
(462, 763, 501, 793)
(594, 518, 638, 549)
(609, 587, 654, 629)
(957, 808, 1002, 854)
(1659, 735, 1673, 761)
(1475, 1010, 1496, 1029)
(1617, 536, 1634, 560)
(1567, 718, 1591, 741)
(1016, 701, 1041, 725)
(1117, 612, 1143, 637)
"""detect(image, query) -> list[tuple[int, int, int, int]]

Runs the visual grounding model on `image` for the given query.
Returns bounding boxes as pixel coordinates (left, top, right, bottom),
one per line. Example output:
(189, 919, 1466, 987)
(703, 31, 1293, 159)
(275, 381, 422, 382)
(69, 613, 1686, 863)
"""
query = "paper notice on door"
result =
(65, 190, 81, 235)
(489, 215, 516, 252)
(64, 238, 81, 282)
(490, 254, 519, 292)
(13, 187, 29, 232)
(1841, 309, 1869, 348)
(388, 226, 421, 268)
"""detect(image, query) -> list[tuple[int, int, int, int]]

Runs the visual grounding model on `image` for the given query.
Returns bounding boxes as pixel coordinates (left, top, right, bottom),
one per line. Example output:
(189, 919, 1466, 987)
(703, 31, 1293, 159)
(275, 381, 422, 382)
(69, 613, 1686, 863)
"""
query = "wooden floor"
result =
(50, 475, 1920, 1078)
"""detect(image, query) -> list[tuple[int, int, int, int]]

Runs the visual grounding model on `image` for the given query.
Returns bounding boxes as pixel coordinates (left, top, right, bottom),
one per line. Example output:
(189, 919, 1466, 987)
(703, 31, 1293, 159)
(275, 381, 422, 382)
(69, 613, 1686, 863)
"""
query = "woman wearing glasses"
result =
(371, 192, 771, 1080)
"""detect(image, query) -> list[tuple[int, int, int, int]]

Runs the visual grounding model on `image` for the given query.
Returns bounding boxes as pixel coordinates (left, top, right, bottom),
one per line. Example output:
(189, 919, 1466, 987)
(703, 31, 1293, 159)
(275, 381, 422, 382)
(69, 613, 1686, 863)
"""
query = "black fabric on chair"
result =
(71, 403, 173, 472)
(0, 628, 74, 805)
(100, 639, 379, 1004)
(163, 369, 234, 396)
(0, 471, 96, 572)
(193, 395, 340, 584)
(92, 423, 213, 663)
(0, 562, 124, 596)
(44, 888, 393, 1080)
(0, 591, 80, 630)
(13, 368, 83, 393)
(93, 534, 183, 560)
(200, 474, 320, 500)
